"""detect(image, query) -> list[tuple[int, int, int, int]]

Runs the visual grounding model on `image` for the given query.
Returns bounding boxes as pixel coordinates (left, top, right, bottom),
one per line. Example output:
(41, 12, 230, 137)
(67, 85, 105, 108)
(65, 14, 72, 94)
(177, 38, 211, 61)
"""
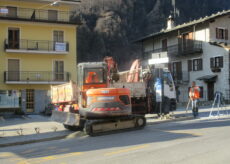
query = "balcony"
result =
(145, 40, 203, 59)
(0, 6, 80, 25)
(4, 39, 69, 54)
(172, 71, 190, 85)
(4, 71, 70, 84)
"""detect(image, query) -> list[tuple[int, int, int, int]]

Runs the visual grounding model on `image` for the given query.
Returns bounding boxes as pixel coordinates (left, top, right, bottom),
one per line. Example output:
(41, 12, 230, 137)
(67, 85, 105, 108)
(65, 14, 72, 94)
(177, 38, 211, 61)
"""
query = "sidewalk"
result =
(0, 106, 229, 147)
(0, 115, 72, 147)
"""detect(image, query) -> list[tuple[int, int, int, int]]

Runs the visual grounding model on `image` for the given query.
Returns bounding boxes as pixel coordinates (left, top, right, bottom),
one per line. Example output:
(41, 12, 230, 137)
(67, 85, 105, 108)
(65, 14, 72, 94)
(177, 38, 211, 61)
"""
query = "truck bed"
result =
(51, 81, 79, 104)
(111, 82, 146, 98)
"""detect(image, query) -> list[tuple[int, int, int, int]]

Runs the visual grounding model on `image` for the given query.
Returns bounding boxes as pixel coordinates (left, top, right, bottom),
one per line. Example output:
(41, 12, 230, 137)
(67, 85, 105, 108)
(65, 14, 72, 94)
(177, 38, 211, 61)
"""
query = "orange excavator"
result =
(51, 57, 146, 136)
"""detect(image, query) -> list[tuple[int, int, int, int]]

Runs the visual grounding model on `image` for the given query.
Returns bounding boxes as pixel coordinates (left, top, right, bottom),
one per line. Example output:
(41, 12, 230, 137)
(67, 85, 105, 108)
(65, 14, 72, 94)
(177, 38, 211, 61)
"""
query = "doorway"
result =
(207, 82, 214, 101)
(8, 28, 20, 49)
(26, 89, 34, 113)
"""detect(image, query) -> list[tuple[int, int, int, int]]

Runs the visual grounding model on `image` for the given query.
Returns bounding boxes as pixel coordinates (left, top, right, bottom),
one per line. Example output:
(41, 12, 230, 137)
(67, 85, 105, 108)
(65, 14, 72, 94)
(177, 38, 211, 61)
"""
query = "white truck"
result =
(111, 59, 177, 116)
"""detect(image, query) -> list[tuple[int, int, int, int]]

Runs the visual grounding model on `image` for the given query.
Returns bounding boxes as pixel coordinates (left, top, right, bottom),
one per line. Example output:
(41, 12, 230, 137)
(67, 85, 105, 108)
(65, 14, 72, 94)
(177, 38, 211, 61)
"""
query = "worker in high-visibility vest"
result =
(189, 81, 200, 118)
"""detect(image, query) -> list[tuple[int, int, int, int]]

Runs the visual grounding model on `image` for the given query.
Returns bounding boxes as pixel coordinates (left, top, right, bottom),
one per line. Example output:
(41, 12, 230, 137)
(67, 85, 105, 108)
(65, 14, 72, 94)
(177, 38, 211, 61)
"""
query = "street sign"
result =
(148, 57, 169, 65)
(154, 78, 162, 102)
(0, 8, 8, 14)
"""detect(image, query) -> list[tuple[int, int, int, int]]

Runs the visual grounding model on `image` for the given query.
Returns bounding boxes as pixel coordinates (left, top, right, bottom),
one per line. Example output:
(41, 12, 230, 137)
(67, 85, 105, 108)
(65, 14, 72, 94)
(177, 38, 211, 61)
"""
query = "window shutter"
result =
(216, 28, 219, 39)
(192, 60, 195, 71)
(188, 60, 192, 72)
(225, 29, 228, 40)
(199, 59, 203, 70)
(210, 58, 214, 68)
(219, 56, 223, 68)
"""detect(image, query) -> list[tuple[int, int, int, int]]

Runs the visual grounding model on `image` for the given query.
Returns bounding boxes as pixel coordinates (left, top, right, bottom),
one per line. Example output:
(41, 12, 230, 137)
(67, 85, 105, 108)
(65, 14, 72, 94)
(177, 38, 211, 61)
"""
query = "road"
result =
(1, 117, 230, 164)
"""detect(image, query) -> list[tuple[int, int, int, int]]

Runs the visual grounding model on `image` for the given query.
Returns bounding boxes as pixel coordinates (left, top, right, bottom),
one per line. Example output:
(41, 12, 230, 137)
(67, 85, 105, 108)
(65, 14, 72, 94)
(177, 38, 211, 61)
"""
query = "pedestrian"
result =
(189, 81, 200, 118)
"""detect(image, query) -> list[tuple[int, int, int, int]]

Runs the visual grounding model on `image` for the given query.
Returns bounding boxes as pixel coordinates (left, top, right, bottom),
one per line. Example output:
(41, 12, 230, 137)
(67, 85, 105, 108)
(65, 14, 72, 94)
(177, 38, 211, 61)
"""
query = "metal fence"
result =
(144, 40, 203, 59)
(4, 39, 69, 52)
(0, 6, 77, 24)
(4, 71, 70, 82)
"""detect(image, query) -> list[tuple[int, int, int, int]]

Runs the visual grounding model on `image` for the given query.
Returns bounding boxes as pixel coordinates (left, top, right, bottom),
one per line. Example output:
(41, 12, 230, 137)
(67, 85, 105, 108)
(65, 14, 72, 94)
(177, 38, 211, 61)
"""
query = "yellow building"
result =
(0, 0, 80, 113)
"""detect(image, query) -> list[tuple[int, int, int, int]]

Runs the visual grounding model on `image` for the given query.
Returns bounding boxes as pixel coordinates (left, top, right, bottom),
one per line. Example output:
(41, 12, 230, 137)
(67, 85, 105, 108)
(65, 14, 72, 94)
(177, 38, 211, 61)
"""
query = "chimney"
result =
(167, 15, 175, 30)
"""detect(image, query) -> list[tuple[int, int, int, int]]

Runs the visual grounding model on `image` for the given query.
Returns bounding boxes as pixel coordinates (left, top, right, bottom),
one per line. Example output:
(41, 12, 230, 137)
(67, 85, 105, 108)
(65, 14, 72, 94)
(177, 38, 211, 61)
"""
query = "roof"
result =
(134, 9, 230, 43)
(11, 0, 81, 5)
(197, 75, 217, 82)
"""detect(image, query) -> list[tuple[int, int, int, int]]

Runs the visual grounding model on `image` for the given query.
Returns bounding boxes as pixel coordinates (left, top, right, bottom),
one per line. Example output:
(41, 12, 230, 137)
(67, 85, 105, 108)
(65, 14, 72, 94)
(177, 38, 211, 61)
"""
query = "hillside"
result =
(73, 0, 230, 69)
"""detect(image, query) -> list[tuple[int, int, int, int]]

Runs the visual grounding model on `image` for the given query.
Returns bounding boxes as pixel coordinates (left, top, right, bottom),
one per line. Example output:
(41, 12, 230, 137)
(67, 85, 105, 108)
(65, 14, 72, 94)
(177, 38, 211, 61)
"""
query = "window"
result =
(210, 56, 223, 68)
(172, 62, 182, 80)
(53, 31, 64, 42)
(8, 59, 20, 81)
(48, 10, 57, 21)
(188, 59, 202, 71)
(162, 39, 167, 51)
(84, 68, 105, 84)
(8, 28, 20, 49)
(54, 60, 64, 81)
(182, 32, 193, 49)
(7, 6, 17, 17)
(193, 58, 202, 71)
(216, 28, 228, 40)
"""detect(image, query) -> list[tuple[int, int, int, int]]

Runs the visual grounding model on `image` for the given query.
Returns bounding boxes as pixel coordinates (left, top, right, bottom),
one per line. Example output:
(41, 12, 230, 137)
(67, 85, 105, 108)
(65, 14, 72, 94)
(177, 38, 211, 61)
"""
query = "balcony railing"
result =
(0, 6, 80, 24)
(4, 71, 70, 84)
(144, 40, 203, 59)
(172, 71, 190, 84)
(4, 39, 69, 54)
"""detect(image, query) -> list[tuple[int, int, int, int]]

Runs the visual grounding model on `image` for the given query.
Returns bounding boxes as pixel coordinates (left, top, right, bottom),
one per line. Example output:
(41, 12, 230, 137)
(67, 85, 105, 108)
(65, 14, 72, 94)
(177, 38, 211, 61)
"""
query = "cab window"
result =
(84, 68, 105, 84)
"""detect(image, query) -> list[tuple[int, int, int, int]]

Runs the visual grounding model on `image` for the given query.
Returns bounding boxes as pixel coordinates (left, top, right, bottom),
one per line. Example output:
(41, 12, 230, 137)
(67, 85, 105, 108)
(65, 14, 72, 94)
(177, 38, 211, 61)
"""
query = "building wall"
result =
(0, 21, 77, 90)
(0, 0, 77, 113)
(142, 19, 230, 103)
(209, 15, 230, 44)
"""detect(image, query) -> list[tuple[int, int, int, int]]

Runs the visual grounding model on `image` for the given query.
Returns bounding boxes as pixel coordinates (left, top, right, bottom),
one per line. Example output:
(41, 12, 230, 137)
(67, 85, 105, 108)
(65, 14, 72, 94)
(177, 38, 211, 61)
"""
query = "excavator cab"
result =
(77, 62, 108, 108)
(77, 62, 108, 90)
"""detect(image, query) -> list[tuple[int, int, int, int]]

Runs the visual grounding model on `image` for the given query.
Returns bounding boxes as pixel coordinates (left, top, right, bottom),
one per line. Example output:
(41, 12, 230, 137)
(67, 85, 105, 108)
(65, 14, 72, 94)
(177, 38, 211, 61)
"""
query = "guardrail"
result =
(4, 71, 70, 83)
(4, 39, 69, 52)
(0, 6, 80, 24)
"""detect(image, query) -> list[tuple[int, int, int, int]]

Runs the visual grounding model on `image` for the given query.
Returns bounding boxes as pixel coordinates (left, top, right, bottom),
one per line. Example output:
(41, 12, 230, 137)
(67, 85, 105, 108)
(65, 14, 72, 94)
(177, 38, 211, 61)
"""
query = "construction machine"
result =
(51, 59, 146, 136)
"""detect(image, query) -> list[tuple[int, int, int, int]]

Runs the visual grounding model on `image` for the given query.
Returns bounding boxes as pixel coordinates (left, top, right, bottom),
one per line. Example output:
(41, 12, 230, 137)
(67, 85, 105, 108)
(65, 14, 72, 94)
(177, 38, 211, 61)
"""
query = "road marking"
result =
(17, 161, 30, 164)
(104, 144, 150, 156)
(0, 152, 12, 157)
(167, 130, 203, 137)
(17, 152, 83, 164)
(153, 128, 203, 137)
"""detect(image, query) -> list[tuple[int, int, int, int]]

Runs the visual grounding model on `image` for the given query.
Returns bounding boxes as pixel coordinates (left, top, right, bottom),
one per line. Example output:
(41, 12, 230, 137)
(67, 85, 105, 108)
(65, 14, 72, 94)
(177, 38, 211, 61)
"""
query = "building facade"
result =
(0, 0, 80, 113)
(137, 10, 230, 103)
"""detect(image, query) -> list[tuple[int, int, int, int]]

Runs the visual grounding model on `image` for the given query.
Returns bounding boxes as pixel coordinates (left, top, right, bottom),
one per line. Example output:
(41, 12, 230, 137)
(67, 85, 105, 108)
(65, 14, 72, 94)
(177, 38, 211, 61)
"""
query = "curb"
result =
(147, 115, 194, 125)
(0, 135, 68, 148)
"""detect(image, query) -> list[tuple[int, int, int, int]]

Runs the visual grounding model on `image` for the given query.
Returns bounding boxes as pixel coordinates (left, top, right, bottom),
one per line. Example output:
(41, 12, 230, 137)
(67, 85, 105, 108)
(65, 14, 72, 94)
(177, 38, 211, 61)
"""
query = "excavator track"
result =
(83, 115, 146, 136)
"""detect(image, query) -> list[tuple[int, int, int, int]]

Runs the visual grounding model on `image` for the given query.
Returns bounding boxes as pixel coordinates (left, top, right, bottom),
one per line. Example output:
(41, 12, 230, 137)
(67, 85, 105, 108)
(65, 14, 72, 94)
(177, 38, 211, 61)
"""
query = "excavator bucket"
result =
(51, 110, 80, 126)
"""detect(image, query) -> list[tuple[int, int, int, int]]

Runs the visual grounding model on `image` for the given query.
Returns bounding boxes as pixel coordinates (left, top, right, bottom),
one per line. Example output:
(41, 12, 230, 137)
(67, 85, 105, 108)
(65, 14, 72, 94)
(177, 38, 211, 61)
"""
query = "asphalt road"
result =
(1, 117, 230, 164)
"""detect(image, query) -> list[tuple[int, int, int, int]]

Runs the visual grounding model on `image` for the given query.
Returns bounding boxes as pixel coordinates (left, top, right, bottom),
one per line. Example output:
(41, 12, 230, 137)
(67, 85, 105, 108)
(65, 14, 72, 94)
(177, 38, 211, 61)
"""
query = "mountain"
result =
(73, 0, 230, 70)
